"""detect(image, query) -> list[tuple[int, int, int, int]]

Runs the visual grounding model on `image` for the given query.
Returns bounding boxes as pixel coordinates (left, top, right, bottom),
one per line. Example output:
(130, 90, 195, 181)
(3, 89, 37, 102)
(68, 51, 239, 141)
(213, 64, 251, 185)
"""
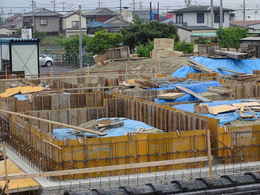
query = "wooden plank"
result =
(207, 105, 238, 115)
(0, 157, 208, 181)
(0, 109, 105, 136)
(215, 50, 248, 60)
(158, 93, 184, 100)
(188, 60, 214, 73)
(176, 86, 210, 102)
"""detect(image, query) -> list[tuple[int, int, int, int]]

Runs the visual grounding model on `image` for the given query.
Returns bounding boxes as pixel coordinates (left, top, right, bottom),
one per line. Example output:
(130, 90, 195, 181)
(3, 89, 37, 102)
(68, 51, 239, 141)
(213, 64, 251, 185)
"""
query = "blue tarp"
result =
(173, 99, 259, 126)
(151, 81, 221, 104)
(172, 56, 260, 78)
(14, 94, 29, 101)
(172, 65, 200, 78)
(53, 118, 158, 140)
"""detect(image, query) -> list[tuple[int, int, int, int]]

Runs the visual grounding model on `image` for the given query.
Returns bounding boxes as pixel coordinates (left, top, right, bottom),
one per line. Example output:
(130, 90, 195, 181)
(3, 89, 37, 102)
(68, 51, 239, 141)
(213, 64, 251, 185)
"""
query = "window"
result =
(72, 21, 80, 29)
(197, 13, 204, 24)
(40, 18, 48, 25)
(214, 12, 224, 23)
(176, 14, 183, 24)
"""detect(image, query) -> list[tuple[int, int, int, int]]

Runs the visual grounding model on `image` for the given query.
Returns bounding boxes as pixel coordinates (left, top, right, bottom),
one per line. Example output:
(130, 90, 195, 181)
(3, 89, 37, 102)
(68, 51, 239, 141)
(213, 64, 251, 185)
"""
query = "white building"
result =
(168, 6, 233, 28)
(62, 11, 87, 37)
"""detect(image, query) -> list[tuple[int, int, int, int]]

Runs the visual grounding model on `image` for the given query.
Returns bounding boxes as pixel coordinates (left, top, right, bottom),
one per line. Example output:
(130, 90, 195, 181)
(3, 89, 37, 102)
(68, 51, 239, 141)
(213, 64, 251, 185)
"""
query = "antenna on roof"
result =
(185, 0, 192, 7)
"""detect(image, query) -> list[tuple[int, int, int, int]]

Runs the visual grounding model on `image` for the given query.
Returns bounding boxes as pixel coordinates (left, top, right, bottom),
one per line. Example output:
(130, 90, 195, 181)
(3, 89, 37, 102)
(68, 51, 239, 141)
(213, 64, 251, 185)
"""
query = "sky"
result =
(1, 0, 260, 14)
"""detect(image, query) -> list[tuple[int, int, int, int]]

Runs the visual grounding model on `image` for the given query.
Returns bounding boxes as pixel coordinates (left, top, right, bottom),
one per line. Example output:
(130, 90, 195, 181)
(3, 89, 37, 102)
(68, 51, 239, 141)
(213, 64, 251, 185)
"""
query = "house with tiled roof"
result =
(23, 8, 62, 34)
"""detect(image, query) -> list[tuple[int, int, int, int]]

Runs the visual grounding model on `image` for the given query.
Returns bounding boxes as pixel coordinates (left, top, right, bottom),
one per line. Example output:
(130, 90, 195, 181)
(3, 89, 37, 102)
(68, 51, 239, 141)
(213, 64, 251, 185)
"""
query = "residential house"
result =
(168, 6, 233, 42)
(168, 6, 233, 28)
(87, 15, 130, 34)
(83, 8, 117, 23)
(177, 25, 217, 43)
(62, 11, 87, 37)
(2, 14, 23, 29)
(0, 28, 17, 37)
(232, 20, 260, 34)
(23, 8, 62, 34)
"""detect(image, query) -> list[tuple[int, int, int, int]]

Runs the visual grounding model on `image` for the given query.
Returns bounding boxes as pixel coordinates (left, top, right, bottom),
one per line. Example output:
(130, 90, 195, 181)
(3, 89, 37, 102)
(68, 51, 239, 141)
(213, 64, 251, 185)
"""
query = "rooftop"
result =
(240, 37, 260, 41)
(176, 25, 217, 31)
(0, 38, 39, 44)
(169, 6, 233, 14)
(82, 8, 117, 16)
(23, 8, 61, 17)
(232, 20, 260, 27)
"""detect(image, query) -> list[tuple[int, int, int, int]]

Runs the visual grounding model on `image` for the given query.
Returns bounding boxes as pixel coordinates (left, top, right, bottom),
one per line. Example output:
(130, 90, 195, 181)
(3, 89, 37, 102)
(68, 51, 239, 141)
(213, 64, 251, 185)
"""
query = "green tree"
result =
(136, 42, 154, 57)
(217, 27, 248, 49)
(121, 21, 178, 51)
(175, 41, 194, 54)
(59, 35, 88, 55)
(86, 30, 123, 54)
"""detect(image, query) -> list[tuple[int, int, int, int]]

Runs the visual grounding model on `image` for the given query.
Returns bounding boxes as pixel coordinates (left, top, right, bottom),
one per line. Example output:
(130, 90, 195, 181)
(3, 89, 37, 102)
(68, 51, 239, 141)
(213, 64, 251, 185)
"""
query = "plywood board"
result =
(158, 93, 184, 100)
(207, 105, 238, 115)
(0, 159, 39, 192)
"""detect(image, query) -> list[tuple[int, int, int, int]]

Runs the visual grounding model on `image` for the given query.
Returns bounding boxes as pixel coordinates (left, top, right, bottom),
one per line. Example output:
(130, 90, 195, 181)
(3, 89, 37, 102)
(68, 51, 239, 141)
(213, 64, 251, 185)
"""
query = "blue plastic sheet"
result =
(52, 118, 158, 140)
(172, 65, 200, 78)
(172, 57, 260, 78)
(14, 94, 29, 101)
(151, 81, 221, 104)
(173, 99, 259, 126)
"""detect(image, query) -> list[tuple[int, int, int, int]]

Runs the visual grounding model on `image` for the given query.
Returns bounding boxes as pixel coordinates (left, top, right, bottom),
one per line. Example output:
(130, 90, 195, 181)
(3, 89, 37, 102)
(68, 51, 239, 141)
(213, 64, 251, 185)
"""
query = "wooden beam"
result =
(0, 157, 208, 181)
(176, 86, 210, 102)
(207, 130, 213, 177)
(188, 60, 214, 73)
(215, 50, 248, 60)
(0, 109, 105, 136)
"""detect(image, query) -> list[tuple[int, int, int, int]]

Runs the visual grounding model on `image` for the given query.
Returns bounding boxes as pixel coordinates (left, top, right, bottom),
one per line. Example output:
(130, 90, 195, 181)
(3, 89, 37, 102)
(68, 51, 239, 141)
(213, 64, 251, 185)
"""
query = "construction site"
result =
(2, 37, 260, 194)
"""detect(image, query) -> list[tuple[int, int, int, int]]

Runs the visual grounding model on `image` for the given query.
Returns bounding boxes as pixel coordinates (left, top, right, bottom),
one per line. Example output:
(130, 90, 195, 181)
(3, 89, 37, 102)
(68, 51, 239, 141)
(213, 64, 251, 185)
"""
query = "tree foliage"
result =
(175, 41, 194, 54)
(59, 35, 88, 55)
(121, 20, 178, 51)
(86, 30, 123, 54)
(136, 42, 154, 57)
(217, 27, 248, 49)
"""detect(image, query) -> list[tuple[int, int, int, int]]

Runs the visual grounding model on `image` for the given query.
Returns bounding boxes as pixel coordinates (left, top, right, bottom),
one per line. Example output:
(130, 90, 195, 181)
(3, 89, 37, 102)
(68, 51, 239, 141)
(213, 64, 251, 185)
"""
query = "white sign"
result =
(21, 28, 32, 39)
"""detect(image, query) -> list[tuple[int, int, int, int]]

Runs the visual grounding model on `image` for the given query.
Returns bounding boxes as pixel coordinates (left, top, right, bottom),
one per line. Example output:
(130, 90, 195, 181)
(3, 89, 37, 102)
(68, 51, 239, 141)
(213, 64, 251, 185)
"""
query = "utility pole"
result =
(220, 0, 223, 28)
(210, 0, 214, 27)
(149, 1, 152, 21)
(51, 0, 56, 12)
(98, 0, 101, 8)
(133, 0, 136, 11)
(243, 0, 246, 25)
(120, 0, 122, 14)
(31, 0, 35, 36)
(157, 2, 159, 21)
(79, 5, 83, 69)
(185, 0, 191, 7)
(62, 2, 65, 11)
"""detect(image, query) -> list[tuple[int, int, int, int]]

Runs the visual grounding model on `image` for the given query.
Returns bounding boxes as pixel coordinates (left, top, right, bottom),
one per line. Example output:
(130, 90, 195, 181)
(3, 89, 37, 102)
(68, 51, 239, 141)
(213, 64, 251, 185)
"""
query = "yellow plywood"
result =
(0, 87, 21, 98)
(0, 159, 39, 192)
(0, 86, 45, 98)
(20, 86, 45, 94)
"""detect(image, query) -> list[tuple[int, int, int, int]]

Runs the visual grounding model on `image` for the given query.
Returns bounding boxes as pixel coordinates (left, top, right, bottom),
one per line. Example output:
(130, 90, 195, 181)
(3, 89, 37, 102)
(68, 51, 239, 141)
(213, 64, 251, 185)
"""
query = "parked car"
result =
(39, 54, 54, 67)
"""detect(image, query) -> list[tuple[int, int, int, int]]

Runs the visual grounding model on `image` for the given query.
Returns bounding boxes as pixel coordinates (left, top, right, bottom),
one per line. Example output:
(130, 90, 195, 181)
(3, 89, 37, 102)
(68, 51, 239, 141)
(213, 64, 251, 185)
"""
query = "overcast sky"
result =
(2, 0, 260, 13)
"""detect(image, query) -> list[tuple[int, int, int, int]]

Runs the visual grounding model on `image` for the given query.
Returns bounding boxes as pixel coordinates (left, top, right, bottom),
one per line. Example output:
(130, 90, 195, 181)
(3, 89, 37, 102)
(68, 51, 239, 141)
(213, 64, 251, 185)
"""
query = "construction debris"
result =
(0, 86, 45, 98)
(176, 86, 210, 102)
(215, 50, 248, 60)
(122, 79, 159, 89)
(158, 92, 184, 100)
(188, 60, 214, 73)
